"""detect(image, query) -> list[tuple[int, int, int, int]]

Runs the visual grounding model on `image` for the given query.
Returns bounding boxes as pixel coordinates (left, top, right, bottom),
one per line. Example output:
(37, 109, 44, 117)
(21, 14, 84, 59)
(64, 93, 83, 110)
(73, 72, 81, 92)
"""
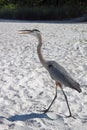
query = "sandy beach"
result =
(0, 21, 87, 130)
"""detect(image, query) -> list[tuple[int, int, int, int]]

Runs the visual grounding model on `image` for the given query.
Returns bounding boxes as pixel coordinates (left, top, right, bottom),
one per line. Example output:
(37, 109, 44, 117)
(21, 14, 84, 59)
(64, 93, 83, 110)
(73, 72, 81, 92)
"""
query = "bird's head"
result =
(19, 29, 41, 38)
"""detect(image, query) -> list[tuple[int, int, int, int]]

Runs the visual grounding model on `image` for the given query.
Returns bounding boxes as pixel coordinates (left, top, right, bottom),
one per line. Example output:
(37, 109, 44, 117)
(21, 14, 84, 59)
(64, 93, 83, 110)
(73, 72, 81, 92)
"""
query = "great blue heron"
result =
(19, 29, 82, 118)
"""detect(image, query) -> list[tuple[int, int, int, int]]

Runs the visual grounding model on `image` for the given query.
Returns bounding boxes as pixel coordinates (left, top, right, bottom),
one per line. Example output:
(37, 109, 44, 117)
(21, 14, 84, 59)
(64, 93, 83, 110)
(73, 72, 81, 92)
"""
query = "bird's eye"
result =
(48, 64, 52, 68)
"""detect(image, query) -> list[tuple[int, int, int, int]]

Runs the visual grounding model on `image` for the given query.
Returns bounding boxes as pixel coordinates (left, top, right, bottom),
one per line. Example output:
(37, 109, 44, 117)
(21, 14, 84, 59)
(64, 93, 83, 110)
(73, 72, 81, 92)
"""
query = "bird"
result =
(19, 29, 82, 118)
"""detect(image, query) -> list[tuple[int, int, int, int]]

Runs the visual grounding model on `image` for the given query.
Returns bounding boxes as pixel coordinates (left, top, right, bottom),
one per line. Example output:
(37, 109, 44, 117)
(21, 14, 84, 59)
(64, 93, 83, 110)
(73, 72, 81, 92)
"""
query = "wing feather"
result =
(46, 61, 81, 93)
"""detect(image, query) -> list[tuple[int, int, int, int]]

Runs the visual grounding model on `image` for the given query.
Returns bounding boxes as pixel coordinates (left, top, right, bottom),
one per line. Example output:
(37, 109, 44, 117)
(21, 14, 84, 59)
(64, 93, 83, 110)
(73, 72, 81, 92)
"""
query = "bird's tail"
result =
(72, 81, 82, 93)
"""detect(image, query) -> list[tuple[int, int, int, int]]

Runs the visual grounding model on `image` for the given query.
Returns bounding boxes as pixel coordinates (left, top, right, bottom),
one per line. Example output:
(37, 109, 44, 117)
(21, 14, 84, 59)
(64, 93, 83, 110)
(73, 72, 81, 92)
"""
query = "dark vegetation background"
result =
(0, 0, 87, 20)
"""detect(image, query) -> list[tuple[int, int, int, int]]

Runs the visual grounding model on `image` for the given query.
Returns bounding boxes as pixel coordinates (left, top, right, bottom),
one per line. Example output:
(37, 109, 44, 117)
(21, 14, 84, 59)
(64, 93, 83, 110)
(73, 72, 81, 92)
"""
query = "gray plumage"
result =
(46, 61, 81, 93)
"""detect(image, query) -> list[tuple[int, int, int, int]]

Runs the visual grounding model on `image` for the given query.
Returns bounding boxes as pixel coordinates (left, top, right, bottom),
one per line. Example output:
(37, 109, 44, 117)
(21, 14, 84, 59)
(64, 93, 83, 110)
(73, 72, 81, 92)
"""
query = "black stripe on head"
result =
(32, 29, 40, 32)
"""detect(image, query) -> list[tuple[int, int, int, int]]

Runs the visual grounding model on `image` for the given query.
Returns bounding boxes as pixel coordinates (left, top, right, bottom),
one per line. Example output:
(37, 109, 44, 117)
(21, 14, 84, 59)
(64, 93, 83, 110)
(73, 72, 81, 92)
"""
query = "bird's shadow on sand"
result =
(6, 112, 87, 122)
(1, 112, 87, 123)
(6, 112, 54, 122)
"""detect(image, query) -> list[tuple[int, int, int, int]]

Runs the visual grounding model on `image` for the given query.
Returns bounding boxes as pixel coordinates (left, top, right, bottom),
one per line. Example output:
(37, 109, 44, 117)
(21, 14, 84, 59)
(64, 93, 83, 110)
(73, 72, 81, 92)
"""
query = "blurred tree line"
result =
(0, 0, 86, 20)
(0, 0, 87, 7)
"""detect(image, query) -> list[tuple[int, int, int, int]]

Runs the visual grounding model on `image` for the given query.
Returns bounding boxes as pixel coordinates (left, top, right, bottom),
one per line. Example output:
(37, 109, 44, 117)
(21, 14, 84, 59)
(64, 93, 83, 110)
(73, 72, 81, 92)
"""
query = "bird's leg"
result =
(60, 87, 75, 119)
(41, 83, 57, 113)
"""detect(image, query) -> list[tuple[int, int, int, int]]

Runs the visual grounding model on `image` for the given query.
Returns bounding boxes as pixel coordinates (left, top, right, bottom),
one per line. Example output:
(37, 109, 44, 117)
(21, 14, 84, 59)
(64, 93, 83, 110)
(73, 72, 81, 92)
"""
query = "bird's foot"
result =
(38, 108, 53, 113)
(65, 114, 76, 119)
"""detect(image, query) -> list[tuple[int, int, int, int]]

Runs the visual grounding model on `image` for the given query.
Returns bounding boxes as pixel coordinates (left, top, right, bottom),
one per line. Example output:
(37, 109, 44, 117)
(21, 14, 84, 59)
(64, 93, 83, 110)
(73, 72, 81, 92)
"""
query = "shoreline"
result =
(0, 14, 87, 23)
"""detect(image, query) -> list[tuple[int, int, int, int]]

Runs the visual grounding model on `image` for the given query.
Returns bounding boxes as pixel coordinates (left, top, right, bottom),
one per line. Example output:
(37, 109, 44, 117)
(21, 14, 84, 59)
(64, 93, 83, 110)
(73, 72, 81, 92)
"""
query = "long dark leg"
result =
(42, 85, 57, 113)
(61, 88, 75, 118)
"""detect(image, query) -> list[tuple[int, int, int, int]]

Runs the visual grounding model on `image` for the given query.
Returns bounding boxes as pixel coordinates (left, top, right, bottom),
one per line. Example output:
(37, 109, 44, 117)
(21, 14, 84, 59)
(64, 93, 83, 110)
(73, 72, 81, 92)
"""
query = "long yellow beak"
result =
(19, 30, 31, 34)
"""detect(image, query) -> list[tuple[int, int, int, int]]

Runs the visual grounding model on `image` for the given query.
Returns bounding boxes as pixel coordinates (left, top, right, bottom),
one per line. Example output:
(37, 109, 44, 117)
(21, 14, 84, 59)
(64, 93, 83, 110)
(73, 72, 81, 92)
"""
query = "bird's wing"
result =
(46, 61, 81, 92)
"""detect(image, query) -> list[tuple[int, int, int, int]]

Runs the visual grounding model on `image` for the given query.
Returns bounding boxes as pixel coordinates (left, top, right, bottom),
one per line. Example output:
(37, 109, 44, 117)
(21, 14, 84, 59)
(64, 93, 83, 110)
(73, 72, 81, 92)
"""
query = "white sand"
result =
(0, 21, 87, 130)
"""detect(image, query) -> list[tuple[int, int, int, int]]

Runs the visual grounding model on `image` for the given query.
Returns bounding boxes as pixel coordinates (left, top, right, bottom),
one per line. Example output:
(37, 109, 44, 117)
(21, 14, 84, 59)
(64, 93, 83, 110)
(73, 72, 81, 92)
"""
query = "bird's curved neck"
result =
(37, 35, 46, 67)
